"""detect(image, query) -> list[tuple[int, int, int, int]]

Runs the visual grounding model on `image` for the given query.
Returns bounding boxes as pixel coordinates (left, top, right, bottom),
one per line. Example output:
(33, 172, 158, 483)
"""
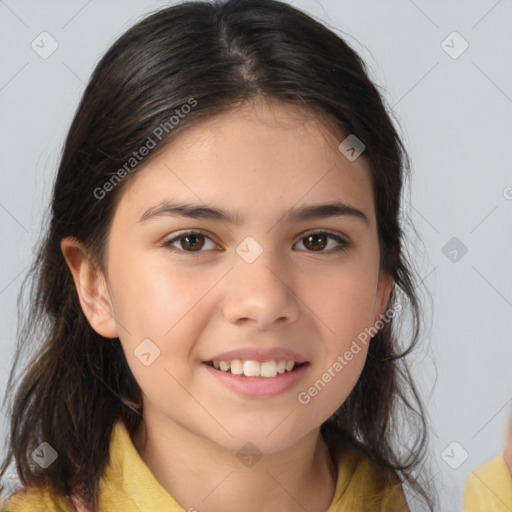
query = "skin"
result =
(62, 98, 393, 512)
(504, 410, 512, 473)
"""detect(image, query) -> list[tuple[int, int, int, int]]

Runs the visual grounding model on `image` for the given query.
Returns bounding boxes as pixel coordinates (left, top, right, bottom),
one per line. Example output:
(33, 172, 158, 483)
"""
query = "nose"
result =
(222, 249, 300, 329)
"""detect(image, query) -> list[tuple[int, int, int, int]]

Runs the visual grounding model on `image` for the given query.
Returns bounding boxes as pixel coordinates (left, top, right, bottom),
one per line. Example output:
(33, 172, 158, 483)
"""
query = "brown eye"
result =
(303, 233, 328, 251)
(179, 233, 205, 251)
(296, 231, 350, 253)
(163, 231, 218, 253)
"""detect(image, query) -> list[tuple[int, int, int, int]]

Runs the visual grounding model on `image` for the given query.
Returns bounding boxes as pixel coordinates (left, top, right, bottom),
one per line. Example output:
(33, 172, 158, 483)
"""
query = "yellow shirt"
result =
(463, 455, 512, 511)
(1, 420, 409, 511)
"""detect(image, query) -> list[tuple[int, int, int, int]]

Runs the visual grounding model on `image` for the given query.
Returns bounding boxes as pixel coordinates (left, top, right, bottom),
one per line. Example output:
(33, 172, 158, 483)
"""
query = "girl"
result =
(0, 0, 436, 510)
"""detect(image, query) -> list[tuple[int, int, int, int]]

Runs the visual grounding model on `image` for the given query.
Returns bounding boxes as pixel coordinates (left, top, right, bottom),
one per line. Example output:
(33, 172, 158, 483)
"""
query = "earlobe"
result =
(60, 237, 119, 339)
(373, 272, 395, 326)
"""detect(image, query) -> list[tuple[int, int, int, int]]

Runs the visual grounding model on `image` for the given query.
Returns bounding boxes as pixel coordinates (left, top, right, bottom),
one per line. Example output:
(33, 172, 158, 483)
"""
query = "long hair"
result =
(0, 0, 436, 510)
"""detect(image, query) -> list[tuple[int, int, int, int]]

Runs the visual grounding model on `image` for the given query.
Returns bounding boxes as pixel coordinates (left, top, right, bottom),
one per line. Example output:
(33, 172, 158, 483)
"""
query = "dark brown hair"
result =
(0, 0, 436, 510)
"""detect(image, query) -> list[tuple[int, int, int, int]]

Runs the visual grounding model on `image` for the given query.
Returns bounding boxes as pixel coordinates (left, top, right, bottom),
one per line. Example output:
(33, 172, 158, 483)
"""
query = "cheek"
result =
(107, 251, 213, 360)
(108, 257, 215, 414)
(317, 262, 380, 348)
(296, 339, 369, 428)
(302, 252, 378, 410)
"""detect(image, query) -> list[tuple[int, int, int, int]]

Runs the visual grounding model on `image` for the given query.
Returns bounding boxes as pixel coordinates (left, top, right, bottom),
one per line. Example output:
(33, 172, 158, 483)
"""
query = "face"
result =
(89, 99, 392, 453)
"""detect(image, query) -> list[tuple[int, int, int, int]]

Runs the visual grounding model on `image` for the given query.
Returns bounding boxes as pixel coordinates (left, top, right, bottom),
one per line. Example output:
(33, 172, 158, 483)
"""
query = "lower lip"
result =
(202, 363, 310, 398)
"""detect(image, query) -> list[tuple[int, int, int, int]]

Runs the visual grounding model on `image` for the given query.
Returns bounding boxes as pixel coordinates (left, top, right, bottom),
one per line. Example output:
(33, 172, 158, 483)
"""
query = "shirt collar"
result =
(99, 419, 354, 511)
(99, 420, 184, 511)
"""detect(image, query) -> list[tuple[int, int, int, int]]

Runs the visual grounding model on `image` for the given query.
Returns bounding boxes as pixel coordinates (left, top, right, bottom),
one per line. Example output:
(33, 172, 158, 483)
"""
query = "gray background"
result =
(1, 1, 511, 510)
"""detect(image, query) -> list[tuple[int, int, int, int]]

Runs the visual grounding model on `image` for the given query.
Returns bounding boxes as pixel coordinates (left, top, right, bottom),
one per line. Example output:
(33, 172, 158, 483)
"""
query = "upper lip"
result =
(204, 347, 308, 363)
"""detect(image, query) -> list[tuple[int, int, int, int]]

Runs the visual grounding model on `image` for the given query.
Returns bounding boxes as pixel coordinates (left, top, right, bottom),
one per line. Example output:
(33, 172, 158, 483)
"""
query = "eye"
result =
(162, 230, 220, 253)
(295, 230, 351, 253)
(162, 229, 350, 255)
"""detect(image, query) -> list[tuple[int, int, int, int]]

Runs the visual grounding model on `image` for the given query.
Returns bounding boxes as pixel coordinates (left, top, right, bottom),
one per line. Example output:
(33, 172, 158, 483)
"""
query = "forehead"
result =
(113, 99, 375, 227)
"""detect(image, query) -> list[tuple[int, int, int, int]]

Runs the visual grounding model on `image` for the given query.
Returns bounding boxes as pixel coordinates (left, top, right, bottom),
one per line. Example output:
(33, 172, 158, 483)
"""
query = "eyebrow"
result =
(138, 200, 369, 226)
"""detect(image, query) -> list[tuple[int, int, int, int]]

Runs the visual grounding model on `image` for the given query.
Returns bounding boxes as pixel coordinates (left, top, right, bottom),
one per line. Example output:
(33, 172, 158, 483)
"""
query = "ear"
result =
(371, 271, 395, 326)
(60, 237, 119, 339)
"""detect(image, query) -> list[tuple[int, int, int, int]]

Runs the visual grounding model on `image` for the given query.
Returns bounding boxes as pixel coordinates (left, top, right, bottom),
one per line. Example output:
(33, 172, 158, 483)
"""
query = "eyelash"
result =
(161, 229, 351, 255)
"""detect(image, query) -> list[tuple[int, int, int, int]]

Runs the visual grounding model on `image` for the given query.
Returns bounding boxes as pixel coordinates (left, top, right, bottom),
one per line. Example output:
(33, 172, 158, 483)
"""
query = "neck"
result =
(132, 415, 338, 512)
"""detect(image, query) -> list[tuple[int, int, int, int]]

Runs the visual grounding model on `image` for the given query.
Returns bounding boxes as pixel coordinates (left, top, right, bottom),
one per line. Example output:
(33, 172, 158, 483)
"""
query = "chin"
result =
(218, 422, 313, 455)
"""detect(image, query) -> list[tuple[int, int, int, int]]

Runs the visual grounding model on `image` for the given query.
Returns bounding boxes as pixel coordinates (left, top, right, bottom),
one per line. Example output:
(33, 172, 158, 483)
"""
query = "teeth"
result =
(230, 359, 243, 375)
(212, 359, 299, 378)
(260, 360, 277, 378)
(243, 360, 260, 377)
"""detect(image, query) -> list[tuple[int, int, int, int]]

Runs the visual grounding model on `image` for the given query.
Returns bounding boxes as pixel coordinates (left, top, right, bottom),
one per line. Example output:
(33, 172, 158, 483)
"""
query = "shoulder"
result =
(463, 454, 512, 511)
(1, 486, 75, 512)
(330, 447, 409, 512)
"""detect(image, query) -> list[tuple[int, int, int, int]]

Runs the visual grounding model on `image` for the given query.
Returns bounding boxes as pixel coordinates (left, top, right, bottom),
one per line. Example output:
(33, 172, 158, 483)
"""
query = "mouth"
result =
(203, 359, 308, 378)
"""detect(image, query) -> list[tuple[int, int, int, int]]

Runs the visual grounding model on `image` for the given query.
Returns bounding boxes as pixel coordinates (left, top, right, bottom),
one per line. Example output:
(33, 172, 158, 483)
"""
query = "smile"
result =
(202, 360, 310, 398)
(205, 359, 306, 378)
